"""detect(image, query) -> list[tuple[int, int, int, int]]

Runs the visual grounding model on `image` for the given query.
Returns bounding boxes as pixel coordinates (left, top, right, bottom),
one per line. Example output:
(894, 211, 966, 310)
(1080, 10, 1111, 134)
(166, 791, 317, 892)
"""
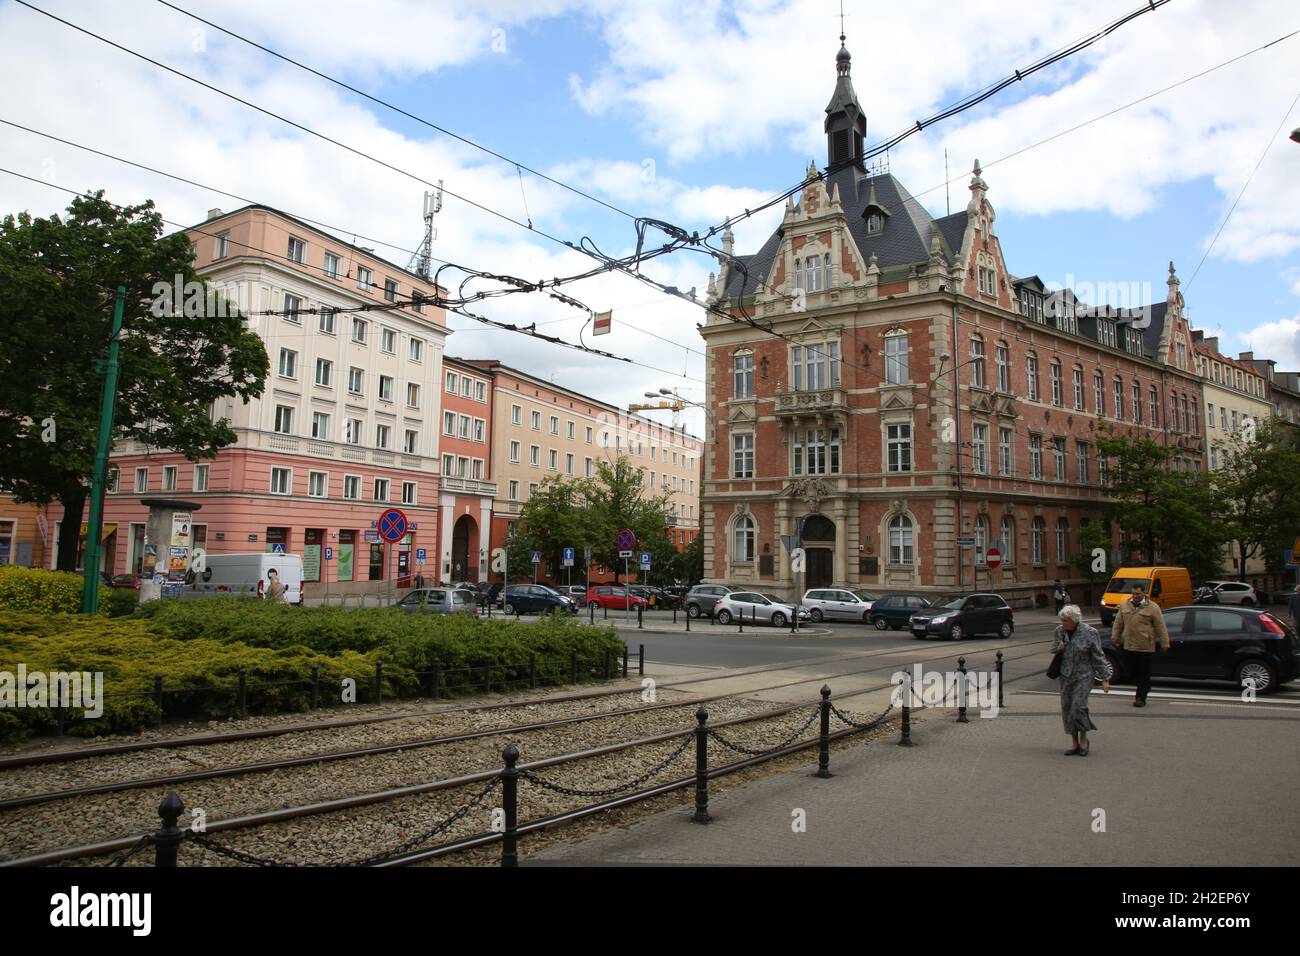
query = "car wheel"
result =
(998, 621, 1013, 638)
(687, 604, 700, 618)
(503, 603, 516, 616)
(809, 608, 823, 623)
(772, 611, 787, 628)
(873, 616, 889, 631)
(717, 609, 732, 624)
(950, 624, 964, 641)
(1236, 659, 1275, 694)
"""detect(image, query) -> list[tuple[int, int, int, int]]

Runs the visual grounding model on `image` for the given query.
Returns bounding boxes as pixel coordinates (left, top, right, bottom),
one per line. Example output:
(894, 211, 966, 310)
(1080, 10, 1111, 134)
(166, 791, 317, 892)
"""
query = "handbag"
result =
(1046, 630, 1068, 679)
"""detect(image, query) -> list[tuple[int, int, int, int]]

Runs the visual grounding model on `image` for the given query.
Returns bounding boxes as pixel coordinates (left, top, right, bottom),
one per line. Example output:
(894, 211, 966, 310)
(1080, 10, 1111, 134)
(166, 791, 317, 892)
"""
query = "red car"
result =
(584, 585, 648, 611)
(110, 573, 141, 590)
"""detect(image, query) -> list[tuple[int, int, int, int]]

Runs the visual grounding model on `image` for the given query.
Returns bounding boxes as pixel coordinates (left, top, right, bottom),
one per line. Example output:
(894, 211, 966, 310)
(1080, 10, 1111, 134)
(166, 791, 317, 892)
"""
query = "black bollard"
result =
(692, 707, 711, 824)
(590, 602, 595, 625)
(996, 650, 1005, 708)
(815, 685, 833, 778)
(154, 792, 185, 867)
(738, 606, 744, 633)
(685, 606, 691, 632)
(899, 673, 914, 747)
(957, 657, 969, 723)
(673, 605, 677, 624)
(638, 644, 645, 677)
(500, 744, 519, 868)
(603, 604, 608, 620)
(603, 648, 612, 681)
(622, 645, 629, 679)
(637, 603, 643, 629)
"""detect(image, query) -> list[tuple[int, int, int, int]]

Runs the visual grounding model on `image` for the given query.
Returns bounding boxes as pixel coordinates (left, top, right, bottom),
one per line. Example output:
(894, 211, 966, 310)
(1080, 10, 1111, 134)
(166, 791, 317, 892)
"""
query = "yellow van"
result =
(1099, 566, 1194, 627)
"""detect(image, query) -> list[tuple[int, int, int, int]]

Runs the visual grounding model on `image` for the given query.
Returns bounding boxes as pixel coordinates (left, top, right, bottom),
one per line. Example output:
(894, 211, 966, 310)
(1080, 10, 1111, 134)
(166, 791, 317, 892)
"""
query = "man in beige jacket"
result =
(1110, 583, 1170, 707)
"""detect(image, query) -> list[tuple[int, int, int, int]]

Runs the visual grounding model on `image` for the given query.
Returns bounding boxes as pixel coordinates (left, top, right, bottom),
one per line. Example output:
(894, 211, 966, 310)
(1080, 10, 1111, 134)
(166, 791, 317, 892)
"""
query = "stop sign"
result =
(986, 546, 1002, 569)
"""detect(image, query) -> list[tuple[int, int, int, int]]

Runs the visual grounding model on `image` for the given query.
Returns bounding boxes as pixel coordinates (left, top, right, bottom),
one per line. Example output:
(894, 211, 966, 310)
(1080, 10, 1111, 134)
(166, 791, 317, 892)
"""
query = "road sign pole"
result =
(625, 555, 630, 626)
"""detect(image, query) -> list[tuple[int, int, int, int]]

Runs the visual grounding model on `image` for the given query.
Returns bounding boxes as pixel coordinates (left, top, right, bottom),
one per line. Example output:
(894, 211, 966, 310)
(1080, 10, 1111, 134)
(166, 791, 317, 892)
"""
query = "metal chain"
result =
(108, 835, 153, 867)
(828, 701, 895, 730)
(185, 778, 501, 868)
(707, 705, 821, 757)
(521, 732, 695, 798)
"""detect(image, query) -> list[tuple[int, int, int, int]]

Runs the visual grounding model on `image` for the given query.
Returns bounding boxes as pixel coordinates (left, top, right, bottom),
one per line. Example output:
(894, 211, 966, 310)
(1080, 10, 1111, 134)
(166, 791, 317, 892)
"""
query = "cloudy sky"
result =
(2, 0, 1298, 435)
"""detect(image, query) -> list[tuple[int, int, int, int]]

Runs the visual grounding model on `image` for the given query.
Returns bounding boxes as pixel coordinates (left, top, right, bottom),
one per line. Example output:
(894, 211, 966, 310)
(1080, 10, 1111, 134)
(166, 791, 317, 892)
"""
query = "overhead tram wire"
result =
(0, 166, 699, 378)
(0, 119, 707, 364)
(12, 0, 1167, 384)
(151, 0, 640, 224)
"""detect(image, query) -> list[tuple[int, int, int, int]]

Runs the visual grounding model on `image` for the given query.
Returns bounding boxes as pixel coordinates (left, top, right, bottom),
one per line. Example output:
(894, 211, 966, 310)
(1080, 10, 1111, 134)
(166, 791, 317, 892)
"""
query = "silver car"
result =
(1198, 581, 1259, 606)
(714, 591, 810, 628)
(801, 588, 879, 623)
(395, 588, 479, 616)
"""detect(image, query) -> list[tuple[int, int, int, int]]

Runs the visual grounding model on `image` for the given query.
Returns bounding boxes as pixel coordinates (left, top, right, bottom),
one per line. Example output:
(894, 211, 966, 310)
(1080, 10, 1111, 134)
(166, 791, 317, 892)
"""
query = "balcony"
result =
(774, 385, 849, 421)
(440, 476, 498, 498)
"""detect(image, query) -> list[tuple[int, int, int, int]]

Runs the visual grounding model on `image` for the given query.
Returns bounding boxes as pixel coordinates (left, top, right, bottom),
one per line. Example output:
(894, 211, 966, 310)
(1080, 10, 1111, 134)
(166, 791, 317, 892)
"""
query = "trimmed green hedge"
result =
(0, 566, 109, 615)
(0, 602, 622, 743)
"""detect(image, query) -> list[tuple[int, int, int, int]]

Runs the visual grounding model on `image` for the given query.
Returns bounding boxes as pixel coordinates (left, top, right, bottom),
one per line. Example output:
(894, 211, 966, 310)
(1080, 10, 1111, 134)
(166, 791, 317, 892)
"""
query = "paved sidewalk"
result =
(531, 685, 1300, 866)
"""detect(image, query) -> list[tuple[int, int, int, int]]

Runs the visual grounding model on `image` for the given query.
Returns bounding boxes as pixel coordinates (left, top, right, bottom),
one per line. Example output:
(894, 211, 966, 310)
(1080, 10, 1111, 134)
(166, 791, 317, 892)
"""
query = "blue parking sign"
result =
(324, 547, 333, 561)
(416, 548, 427, 562)
(639, 551, 651, 570)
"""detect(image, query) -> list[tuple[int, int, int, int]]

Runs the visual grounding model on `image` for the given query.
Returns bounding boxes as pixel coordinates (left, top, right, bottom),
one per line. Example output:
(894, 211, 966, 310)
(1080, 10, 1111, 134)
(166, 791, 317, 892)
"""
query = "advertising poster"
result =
(170, 513, 192, 549)
(337, 544, 354, 582)
(303, 544, 321, 581)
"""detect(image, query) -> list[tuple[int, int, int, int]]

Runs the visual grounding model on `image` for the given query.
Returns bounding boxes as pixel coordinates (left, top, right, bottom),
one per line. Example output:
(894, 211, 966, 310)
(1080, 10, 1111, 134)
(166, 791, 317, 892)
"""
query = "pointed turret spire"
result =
(825, 35, 866, 170)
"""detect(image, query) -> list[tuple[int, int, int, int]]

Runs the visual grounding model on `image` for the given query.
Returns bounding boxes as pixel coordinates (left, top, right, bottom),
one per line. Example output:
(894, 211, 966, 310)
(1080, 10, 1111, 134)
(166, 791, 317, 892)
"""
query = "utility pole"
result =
(81, 286, 125, 615)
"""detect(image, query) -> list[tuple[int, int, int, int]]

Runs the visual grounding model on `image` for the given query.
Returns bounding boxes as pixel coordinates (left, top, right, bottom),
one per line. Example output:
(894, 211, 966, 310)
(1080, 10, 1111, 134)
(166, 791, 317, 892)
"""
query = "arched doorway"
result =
(452, 514, 476, 582)
(799, 514, 836, 589)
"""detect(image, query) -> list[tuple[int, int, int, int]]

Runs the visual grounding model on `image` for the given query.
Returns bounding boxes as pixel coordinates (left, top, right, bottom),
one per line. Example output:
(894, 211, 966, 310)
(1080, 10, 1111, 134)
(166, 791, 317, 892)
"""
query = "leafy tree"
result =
(1211, 419, 1300, 582)
(506, 456, 675, 585)
(1071, 517, 1110, 601)
(0, 192, 268, 569)
(1095, 427, 1171, 564)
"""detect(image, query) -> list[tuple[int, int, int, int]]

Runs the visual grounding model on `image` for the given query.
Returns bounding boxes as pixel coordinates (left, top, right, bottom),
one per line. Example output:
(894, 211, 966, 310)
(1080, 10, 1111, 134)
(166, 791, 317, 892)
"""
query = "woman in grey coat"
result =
(1052, 604, 1110, 756)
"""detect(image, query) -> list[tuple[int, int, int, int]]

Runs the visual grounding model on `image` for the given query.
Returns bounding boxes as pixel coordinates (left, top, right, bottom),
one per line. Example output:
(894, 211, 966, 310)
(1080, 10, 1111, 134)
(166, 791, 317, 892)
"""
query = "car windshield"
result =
(761, 594, 784, 605)
(932, 595, 968, 610)
(1106, 577, 1151, 595)
(852, 590, 877, 601)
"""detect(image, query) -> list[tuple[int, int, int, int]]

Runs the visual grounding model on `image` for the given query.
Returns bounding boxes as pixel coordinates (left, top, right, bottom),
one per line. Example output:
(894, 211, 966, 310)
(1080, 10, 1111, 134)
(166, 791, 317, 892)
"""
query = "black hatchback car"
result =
(909, 593, 1014, 640)
(1101, 605, 1298, 693)
(867, 593, 933, 630)
(500, 584, 576, 616)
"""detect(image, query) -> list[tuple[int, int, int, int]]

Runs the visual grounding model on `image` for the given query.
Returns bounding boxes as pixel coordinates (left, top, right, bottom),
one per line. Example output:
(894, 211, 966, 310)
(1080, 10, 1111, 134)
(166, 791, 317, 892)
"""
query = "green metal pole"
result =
(81, 286, 126, 615)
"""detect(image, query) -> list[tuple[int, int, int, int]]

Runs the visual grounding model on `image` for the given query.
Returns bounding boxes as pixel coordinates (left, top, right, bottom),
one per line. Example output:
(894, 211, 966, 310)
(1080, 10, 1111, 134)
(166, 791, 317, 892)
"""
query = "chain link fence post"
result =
(957, 657, 969, 723)
(899, 671, 914, 747)
(692, 706, 711, 824)
(154, 792, 185, 868)
(816, 685, 833, 778)
(500, 743, 519, 868)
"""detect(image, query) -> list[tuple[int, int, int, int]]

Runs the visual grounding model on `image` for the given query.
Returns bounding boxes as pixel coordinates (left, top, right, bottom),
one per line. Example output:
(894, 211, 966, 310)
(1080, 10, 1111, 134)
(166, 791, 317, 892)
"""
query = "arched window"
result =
(733, 515, 755, 564)
(1056, 518, 1069, 563)
(1031, 518, 1045, 564)
(970, 336, 986, 388)
(794, 257, 804, 292)
(1000, 515, 1016, 566)
(975, 515, 990, 564)
(888, 514, 914, 565)
(884, 329, 910, 385)
(995, 341, 1010, 392)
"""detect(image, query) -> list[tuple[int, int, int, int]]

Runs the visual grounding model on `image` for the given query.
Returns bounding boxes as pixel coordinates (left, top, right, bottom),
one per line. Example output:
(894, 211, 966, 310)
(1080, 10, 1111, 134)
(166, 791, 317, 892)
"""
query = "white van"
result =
(195, 553, 304, 605)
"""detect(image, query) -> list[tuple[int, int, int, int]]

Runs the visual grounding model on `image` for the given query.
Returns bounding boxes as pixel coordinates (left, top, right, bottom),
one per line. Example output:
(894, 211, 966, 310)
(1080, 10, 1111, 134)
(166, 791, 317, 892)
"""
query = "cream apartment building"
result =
(1194, 332, 1273, 589)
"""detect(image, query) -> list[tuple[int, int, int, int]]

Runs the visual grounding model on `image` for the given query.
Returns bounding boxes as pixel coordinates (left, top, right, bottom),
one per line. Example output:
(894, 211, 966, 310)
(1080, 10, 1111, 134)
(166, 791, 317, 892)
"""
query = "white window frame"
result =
(270, 467, 292, 495)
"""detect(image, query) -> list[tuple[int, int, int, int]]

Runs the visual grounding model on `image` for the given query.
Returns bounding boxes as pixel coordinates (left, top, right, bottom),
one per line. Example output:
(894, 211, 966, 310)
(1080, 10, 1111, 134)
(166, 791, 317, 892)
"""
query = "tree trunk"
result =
(55, 486, 87, 572)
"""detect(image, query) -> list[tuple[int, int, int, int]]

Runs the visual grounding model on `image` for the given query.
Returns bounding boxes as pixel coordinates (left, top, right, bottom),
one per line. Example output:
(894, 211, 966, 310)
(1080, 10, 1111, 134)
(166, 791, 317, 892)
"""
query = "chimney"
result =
(1202, 336, 1219, 355)
(206, 208, 223, 220)
(1239, 351, 1254, 362)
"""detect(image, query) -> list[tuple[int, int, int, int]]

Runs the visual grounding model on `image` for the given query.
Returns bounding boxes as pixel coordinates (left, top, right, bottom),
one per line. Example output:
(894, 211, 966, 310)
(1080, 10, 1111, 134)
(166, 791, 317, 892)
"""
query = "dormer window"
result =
(867, 213, 883, 234)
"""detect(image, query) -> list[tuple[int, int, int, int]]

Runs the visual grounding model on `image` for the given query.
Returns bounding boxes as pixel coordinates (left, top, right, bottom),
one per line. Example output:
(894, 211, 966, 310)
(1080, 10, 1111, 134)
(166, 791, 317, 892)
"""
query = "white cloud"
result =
(1240, 316, 1300, 370)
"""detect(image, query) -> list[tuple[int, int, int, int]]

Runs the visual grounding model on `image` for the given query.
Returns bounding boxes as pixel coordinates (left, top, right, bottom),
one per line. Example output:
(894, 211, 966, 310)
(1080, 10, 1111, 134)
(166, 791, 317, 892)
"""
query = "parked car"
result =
(909, 593, 1013, 640)
(685, 584, 734, 618)
(714, 591, 809, 628)
(1099, 566, 1194, 627)
(501, 584, 576, 616)
(395, 588, 479, 616)
(1100, 605, 1297, 693)
(585, 585, 647, 611)
(1193, 580, 1259, 607)
(110, 573, 141, 590)
(197, 553, 305, 605)
(867, 593, 933, 630)
(801, 587, 878, 623)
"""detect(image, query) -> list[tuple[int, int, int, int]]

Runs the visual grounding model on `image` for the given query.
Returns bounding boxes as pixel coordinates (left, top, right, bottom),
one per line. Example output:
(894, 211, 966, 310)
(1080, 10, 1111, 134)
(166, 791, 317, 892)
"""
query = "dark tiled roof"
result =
(722, 169, 960, 299)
